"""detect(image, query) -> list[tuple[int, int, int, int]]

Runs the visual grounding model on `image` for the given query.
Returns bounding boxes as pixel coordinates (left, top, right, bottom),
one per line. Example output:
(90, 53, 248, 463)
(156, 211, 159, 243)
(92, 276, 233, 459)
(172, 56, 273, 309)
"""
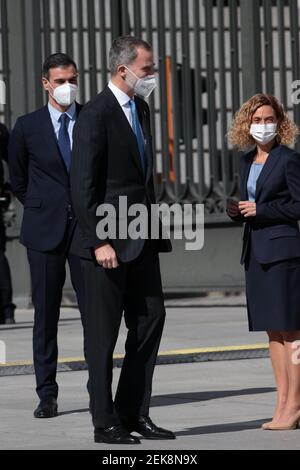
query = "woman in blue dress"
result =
(228, 94, 300, 430)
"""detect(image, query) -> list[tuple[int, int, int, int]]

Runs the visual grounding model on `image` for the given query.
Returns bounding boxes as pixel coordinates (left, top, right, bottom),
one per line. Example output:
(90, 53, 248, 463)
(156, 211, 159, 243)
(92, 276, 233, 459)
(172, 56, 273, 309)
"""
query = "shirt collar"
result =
(108, 81, 132, 107)
(48, 101, 77, 122)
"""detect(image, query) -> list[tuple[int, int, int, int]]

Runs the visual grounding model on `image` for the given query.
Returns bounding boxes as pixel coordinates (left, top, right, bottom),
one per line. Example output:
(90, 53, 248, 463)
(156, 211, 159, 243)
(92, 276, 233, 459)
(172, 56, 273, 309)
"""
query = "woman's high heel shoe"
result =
(265, 414, 300, 431)
(262, 421, 273, 430)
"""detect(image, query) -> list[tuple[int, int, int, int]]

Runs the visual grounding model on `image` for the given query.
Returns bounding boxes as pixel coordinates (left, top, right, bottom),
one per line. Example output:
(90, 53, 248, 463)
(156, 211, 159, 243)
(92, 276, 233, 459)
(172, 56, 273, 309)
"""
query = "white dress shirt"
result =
(108, 80, 133, 127)
(108, 80, 147, 147)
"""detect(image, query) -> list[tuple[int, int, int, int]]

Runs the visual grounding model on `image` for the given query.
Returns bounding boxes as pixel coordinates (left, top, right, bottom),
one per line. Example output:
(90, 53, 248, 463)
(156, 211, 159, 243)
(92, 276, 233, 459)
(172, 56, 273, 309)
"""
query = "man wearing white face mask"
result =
(8, 53, 87, 420)
(71, 36, 174, 445)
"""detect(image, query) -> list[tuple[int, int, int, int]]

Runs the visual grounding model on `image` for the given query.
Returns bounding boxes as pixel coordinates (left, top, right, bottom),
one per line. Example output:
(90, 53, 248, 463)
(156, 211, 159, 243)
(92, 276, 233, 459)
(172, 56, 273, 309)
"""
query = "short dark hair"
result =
(42, 53, 77, 80)
(109, 36, 152, 76)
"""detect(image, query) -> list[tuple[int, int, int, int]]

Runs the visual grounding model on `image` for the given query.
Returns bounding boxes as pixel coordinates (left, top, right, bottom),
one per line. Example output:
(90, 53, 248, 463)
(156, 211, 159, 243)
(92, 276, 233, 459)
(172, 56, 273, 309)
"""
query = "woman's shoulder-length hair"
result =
(227, 93, 299, 151)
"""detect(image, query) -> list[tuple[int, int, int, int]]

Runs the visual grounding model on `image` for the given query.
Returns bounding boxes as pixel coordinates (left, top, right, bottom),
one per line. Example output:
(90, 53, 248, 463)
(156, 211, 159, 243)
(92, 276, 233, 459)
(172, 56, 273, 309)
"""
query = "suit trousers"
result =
(0, 217, 15, 321)
(27, 221, 86, 400)
(82, 240, 166, 429)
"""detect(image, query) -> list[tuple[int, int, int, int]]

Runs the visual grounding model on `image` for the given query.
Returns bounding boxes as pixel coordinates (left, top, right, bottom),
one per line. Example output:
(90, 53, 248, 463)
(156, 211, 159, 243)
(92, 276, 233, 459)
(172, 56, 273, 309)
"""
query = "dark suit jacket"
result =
(231, 144, 300, 265)
(0, 123, 9, 248)
(8, 103, 83, 252)
(0, 123, 9, 190)
(70, 86, 172, 262)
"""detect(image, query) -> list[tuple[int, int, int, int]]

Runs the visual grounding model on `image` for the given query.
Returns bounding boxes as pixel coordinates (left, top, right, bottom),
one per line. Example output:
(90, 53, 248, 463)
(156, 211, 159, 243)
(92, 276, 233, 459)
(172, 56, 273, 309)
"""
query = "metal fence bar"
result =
(87, 0, 97, 98)
(99, 0, 108, 90)
(54, 0, 62, 51)
(276, 0, 287, 107)
(24, 0, 43, 111)
(229, 0, 240, 112)
(229, 0, 241, 197)
(217, 0, 229, 201)
(180, 0, 199, 203)
(156, 0, 175, 203)
(76, 0, 85, 104)
(121, 0, 130, 35)
(42, 0, 51, 59)
(263, 0, 274, 93)
(65, 0, 73, 57)
(204, 0, 219, 209)
(133, 0, 142, 38)
(193, 0, 206, 202)
(169, 0, 181, 200)
(240, 0, 262, 100)
(144, 0, 157, 188)
(111, 0, 122, 39)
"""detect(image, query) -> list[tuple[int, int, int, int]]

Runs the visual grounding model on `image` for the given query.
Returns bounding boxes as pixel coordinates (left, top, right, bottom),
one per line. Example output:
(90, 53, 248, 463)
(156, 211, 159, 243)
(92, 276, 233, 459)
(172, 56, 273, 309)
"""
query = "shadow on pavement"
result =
(175, 419, 268, 436)
(151, 388, 275, 407)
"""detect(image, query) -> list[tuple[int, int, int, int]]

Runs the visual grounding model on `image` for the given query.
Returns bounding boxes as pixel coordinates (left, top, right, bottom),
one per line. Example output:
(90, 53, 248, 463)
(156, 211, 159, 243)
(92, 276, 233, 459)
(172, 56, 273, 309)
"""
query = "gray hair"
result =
(109, 36, 152, 76)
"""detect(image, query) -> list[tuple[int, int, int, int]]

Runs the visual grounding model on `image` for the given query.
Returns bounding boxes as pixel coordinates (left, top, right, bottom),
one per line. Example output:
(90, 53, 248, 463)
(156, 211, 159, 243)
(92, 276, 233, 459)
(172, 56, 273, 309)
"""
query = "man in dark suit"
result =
(71, 36, 175, 445)
(0, 122, 15, 324)
(8, 53, 86, 419)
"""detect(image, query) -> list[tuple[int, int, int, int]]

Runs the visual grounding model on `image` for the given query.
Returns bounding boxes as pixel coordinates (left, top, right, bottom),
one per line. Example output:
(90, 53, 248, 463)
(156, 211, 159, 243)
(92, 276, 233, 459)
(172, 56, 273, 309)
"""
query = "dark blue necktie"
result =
(58, 113, 71, 172)
(129, 99, 146, 175)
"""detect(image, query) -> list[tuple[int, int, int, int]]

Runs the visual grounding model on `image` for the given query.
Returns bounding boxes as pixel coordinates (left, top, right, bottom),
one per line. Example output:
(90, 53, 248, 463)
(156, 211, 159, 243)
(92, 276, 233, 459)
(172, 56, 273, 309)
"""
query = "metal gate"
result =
(1, 0, 300, 298)
(1, 0, 300, 219)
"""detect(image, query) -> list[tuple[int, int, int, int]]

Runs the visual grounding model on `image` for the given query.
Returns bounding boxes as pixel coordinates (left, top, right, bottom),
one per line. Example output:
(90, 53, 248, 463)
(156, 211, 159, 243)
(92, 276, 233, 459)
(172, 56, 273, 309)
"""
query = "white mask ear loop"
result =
(123, 65, 139, 80)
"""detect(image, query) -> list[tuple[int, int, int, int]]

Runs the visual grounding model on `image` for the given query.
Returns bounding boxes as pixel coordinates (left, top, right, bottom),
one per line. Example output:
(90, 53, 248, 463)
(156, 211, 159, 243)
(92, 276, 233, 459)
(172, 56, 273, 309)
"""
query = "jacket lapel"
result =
(241, 149, 255, 200)
(39, 106, 69, 178)
(104, 87, 146, 180)
(255, 144, 282, 200)
(75, 102, 83, 115)
(39, 103, 83, 180)
(135, 98, 153, 182)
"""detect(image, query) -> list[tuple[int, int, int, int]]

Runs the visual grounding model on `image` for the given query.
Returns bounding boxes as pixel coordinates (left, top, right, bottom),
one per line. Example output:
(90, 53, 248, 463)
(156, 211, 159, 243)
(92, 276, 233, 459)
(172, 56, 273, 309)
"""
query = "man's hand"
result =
(238, 201, 256, 218)
(94, 243, 119, 269)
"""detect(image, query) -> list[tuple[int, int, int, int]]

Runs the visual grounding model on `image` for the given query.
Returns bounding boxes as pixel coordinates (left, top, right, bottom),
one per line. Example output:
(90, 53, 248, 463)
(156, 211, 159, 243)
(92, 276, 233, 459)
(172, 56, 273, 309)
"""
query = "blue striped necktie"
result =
(58, 113, 71, 172)
(129, 99, 146, 175)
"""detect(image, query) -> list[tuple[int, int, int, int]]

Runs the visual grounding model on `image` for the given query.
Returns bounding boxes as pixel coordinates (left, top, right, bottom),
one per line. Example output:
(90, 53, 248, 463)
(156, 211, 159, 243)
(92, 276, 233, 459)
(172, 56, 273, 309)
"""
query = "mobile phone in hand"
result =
(226, 198, 239, 207)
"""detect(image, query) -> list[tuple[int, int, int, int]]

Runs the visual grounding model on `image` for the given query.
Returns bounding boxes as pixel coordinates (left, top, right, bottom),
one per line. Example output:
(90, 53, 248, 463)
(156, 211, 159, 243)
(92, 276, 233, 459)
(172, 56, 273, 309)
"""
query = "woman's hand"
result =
(227, 200, 240, 218)
(238, 201, 256, 218)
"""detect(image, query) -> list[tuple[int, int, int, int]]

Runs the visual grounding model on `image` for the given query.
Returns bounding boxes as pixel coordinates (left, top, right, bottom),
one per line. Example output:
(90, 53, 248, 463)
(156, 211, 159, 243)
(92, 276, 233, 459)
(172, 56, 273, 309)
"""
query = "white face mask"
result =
(124, 66, 156, 99)
(48, 82, 78, 107)
(250, 123, 277, 145)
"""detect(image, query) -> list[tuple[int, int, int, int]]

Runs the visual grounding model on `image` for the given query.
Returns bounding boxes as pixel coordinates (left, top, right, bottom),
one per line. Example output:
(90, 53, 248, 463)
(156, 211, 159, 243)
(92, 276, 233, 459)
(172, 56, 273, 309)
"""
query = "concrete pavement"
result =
(1, 360, 299, 450)
(1, 295, 300, 450)
(0, 294, 266, 365)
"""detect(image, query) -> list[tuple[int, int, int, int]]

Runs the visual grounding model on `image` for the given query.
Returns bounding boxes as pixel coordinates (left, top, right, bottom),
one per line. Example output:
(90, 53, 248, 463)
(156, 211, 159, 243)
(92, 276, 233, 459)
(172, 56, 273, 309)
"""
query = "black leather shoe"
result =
(122, 416, 176, 440)
(94, 425, 141, 444)
(34, 398, 58, 418)
(3, 306, 16, 325)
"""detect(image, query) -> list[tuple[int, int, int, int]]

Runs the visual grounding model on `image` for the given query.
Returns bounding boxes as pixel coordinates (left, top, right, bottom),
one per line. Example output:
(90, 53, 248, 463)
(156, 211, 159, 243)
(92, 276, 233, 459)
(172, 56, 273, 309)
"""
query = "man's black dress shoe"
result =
(94, 425, 140, 444)
(122, 416, 176, 440)
(34, 398, 58, 418)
